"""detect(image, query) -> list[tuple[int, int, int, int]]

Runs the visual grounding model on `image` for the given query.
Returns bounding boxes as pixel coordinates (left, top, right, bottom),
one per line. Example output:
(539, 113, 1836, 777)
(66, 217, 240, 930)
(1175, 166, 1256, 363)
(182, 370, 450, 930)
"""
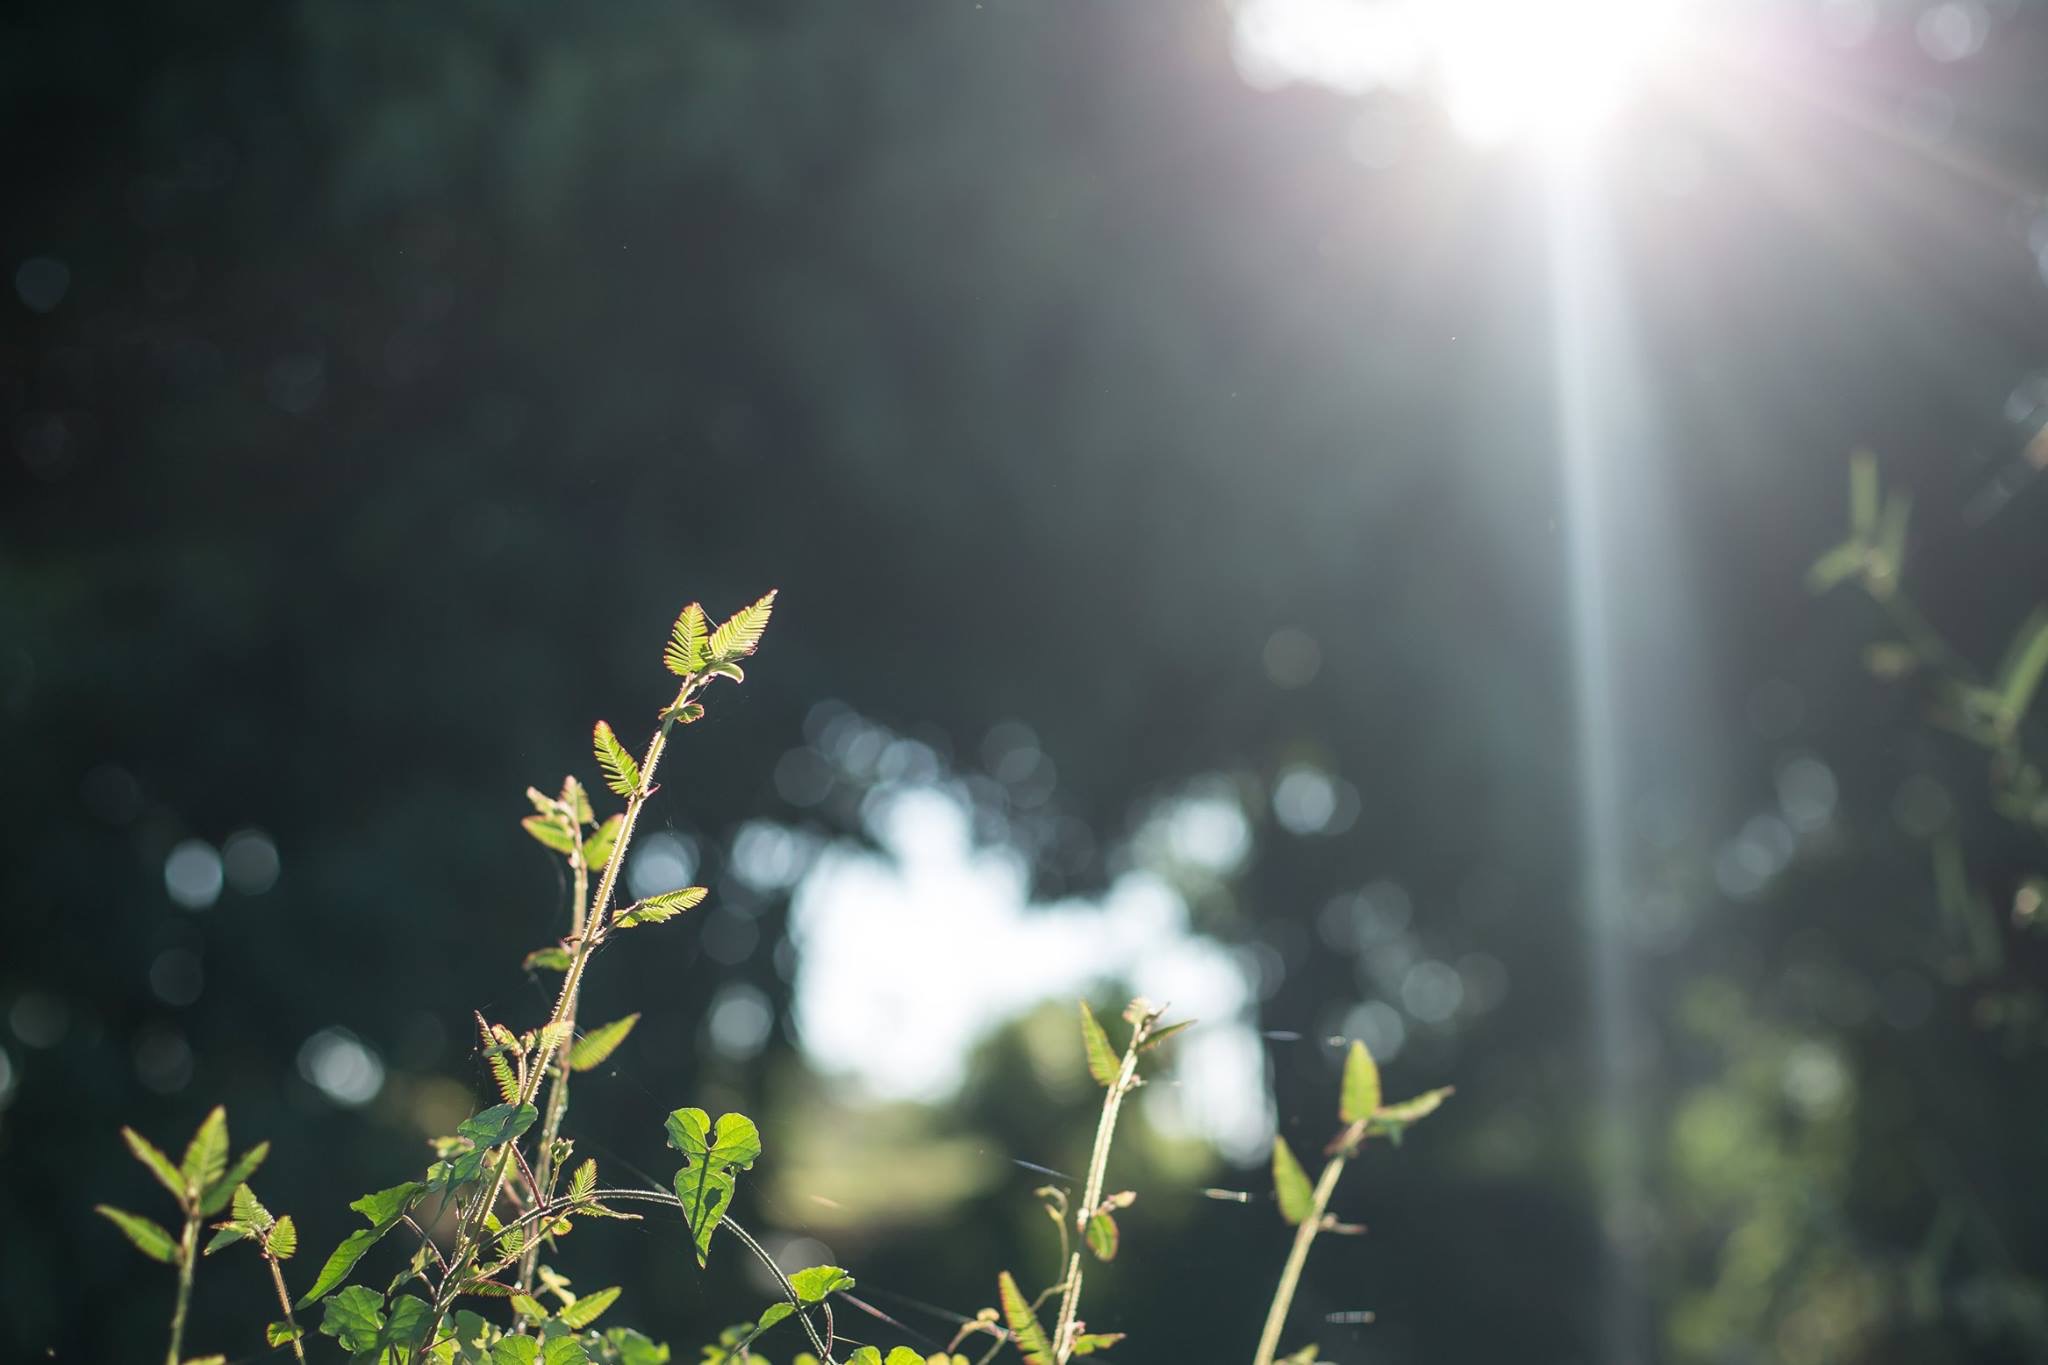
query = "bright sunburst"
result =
(1233, 0, 1691, 150)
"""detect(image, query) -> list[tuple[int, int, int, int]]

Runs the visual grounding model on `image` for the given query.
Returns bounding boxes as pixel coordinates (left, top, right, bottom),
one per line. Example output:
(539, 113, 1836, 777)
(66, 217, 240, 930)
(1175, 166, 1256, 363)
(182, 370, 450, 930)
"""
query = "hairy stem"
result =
(1251, 1154, 1348, 1365)
(266, 1252, 307, 1363)
(427, 679, 697, 1338)
(166, 1211, 199, 1365)
(519, 828, 593, 1295)
(1052, 1013, 1151, 1362)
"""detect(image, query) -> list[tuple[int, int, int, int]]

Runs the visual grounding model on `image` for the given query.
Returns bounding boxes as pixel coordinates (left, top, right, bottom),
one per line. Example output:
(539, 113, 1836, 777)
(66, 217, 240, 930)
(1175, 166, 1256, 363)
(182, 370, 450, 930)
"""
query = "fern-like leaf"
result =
(592, 721, 640, 798)
(708, 591, 777, 663)
(666, 603, 710, 676)
(614, 886, 707, 929)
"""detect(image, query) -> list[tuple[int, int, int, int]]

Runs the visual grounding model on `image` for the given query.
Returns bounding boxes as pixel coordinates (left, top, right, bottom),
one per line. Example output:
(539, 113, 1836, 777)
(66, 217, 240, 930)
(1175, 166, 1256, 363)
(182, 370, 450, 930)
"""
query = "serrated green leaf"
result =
(1078, 1002, 1119, 1088)
(665, 602, 710, 676)
(1071, 1333, 1125, 1355)
(843, 1350, 881, 1365)
(294, 1182, 421, 1307)
(583, 814, 624, 873)
(97, 1205, 179, 1262)
(522, 814, 577, 855)
(707, 591, 777, 663)
(884, 1351, 928, 1365)
(317, 1286, 386, 1352)
(570, 1157, 598, 1199)
(1339, 1041, 1381, 1124)
(296, 1228, 386, 1308)
(122, 1126, 189, 1203)
(492, 1338, 540, 1365)
(789, 1264, 856, 1303)
(559, 1285, 621, 1329)
(230, 1182, 269, 1229)
(592, 721, 641, 798)
(487, 1049, 521, 1103)
(200, 1141, 270, 1216)
(320, 1287, 430, 1357)
(1271, 1138, 1314, 1225)
(460, 1102, 539, 1148)
(1085, 1210, 1118, 1261)
(265, 1322, 305, 1348)
(543, 1337, 591, 1365)
(267, 1215, 298, 1260)
(181, 1106, 229, 1195)
(569, 1014, 640, 1072)
(614, 886, 707, 929)
(997, 1271, 1054, 1365)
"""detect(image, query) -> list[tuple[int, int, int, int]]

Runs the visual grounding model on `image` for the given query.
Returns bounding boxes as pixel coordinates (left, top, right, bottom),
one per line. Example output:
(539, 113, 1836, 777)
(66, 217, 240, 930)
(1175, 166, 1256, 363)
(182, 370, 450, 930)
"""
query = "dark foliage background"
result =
(5, 1, 2048, 1361)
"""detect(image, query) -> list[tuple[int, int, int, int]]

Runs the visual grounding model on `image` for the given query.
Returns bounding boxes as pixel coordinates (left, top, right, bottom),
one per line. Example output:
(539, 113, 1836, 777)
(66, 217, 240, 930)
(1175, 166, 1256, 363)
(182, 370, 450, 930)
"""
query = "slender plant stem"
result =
(1052, 1012, 1152, 1362)
(266, 1252, 307, 1363)
(166, 1211, 199, 1365)
(1251, 1154, 1348, 1365)
(519, 829, 592, 1294)
(491, 1188, 835, 1361)
(425, 679, 697, 1340)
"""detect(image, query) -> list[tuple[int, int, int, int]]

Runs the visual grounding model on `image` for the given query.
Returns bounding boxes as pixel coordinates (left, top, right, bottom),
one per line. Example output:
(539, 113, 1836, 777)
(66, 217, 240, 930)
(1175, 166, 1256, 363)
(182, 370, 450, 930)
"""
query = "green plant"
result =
(1252, 1042, 1452, 1365)
(95, 592, 1452, 1365)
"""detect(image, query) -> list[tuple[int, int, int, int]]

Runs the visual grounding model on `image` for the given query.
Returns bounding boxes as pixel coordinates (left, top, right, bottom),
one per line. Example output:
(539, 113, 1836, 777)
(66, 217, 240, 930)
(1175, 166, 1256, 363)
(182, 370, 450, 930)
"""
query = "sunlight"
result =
(1233, 0, 1689, 149)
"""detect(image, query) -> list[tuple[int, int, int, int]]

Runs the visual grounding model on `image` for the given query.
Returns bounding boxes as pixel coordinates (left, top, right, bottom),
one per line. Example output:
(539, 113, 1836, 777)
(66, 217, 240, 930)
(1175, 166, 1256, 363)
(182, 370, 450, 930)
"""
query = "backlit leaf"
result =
(1085, 1210, 1118, 1261)
(1078, 1002, 1118, 1088)
(789, 1264, 856, 1303)
(523, 947, 572, 973)
(522, 814, 576, 855)
(673, 1164, 735, 1267)
(708, 591, 777, 663)
(1338, 1041, 1381, 1124)
(1071, 1334, 1125, 1355)
(615, 885, 707, 929)
(665, 603, 710, 676)
(96, 1205, 178, 1263)
(570, 1014, 640, 1072)
(266, 1215, 298, 1260)
(181, 1106, 229, 1195)
(200, 1141, 270, 1216)
(265, 1322, 304, 1348)
(1271, 1138, 1314, 1226)
(559, 1285, 621, 1329)
(295, 1182, 421, 1307)
(122, 1126, 189, 1203)
(997, 1271, 1054, 1365)
(1995, 607, 2048, 734)
(592, 721, 641, 798)
(583, 814, 624, 873)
